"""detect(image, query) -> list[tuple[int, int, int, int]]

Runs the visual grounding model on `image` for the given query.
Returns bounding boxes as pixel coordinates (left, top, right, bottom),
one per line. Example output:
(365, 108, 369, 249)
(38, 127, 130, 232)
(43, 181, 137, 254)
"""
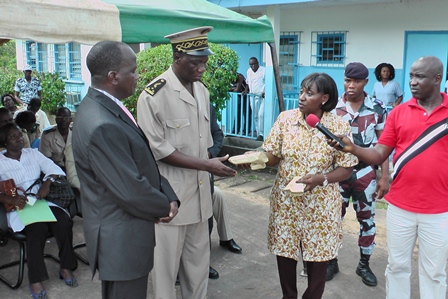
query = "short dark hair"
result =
(301, 73, 339, 112)
(0, 123, 20, 147)
(249, 57, 258, 63)
(28, 97, 42, 107)
(15, 111, 36, 128)
(1, 93, 17, 106)
(87, 41, 127, 83)
(56, 107, 71, 116)
(374, 63, 395, 81)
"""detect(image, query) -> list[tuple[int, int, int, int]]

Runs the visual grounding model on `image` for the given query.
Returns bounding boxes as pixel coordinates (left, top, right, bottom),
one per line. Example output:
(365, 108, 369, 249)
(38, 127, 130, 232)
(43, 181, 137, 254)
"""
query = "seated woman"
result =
(1, 93, 23, 114)
(0, 123, 78, 299)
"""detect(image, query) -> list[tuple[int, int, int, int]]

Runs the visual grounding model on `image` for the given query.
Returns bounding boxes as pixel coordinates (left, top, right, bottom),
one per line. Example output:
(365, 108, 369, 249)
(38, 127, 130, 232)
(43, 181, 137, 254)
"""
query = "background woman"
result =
(0, 123, 78, 299)
(372, 63, 403, 109)
(1, 93, 23, 114)
(247, 73, 357, 299)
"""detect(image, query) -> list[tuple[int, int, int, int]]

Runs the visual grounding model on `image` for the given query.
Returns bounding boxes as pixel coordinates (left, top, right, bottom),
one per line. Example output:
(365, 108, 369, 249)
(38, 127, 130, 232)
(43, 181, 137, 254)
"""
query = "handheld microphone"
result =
(305, 114, 345, 148)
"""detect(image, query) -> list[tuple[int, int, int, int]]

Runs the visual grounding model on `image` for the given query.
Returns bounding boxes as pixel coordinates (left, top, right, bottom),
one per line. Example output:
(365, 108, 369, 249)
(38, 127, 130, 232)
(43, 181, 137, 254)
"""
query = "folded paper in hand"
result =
(283, 176, 306, 194)
(228, 152, 269, 170)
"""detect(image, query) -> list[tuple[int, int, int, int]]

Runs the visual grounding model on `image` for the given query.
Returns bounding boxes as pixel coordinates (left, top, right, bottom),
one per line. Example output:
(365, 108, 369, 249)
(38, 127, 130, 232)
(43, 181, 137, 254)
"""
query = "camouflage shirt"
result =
(14, 77, 42, 104)
(334, 93, 387, 148)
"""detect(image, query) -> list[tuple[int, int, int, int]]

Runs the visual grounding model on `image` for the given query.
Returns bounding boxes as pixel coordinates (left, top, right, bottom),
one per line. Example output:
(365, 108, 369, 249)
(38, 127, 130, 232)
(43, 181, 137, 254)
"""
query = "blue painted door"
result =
(402, 31, 448, 101)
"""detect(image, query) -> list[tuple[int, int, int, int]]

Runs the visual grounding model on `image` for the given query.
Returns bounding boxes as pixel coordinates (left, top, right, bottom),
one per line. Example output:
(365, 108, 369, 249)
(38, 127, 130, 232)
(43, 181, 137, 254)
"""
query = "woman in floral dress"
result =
(262, 73, 358, 299)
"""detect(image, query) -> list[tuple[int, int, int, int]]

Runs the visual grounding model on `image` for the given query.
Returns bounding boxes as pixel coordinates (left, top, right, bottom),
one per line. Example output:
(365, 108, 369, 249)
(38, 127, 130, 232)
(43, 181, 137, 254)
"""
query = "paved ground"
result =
(0, 166, 444, 298)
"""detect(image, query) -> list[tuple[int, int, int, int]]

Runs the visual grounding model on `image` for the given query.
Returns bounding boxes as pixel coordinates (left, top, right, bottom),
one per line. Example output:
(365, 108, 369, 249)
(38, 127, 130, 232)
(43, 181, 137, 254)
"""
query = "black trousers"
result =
(233, 94, 252, 134)
(101, 273, 149, 299)
(276, 255, 327, 299)
(24, 206, 78, 283)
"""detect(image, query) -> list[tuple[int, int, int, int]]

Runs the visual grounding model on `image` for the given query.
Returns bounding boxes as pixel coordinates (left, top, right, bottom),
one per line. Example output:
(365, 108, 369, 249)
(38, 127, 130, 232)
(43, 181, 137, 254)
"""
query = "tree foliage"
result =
(0, 67, 21, 96)
(0, 40, 17, 70)
(124, 43, 239, 120)
(0, 69, 66, 114)
(37, 72, 66, 114)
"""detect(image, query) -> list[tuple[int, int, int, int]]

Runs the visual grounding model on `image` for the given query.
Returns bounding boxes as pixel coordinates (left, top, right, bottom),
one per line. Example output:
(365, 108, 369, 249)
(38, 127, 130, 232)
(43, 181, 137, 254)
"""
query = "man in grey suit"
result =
(72, 41, 180, 299)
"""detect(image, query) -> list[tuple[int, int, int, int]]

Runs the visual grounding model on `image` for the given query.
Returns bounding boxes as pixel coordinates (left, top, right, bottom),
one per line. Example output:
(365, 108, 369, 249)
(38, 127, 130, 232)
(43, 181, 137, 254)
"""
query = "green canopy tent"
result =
(0, 0, 284, 110)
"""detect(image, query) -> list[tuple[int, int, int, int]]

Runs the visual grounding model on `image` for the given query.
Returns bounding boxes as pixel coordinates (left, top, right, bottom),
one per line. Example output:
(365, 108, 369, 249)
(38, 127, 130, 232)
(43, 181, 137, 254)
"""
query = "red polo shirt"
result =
(379, 93, 448, 214)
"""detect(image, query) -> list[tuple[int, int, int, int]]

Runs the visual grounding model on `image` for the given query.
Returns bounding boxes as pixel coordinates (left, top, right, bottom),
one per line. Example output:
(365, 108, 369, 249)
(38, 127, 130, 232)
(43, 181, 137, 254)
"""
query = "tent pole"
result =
(268, 42, 284, 112)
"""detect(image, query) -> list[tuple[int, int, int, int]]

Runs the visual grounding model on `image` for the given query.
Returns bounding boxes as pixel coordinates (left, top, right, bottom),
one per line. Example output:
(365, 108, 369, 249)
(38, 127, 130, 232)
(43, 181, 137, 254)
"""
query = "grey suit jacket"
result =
(72, 87, 178, 281)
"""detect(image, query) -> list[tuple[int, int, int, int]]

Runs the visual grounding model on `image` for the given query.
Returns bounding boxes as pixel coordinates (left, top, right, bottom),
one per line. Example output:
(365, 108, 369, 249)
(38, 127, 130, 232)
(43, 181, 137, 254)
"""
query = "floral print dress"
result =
(263, 109, 358, 262)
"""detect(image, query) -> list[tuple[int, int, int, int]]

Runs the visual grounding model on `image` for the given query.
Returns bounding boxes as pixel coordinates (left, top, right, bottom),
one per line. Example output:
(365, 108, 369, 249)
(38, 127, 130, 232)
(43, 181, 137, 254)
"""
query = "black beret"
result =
(344, 62, 369, 79)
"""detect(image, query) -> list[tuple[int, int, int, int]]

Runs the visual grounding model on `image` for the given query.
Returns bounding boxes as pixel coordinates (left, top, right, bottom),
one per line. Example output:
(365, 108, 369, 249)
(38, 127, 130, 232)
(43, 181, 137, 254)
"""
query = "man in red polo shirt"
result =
(330, 56, 448, 299)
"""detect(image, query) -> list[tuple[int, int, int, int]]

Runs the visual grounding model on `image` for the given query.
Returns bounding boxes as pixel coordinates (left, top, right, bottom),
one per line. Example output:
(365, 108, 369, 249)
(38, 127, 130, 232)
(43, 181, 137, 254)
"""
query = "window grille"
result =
(55, 44, 67, 78)
(311, 31, 347, 67)
(24, 41, 37, 70)
(279, 32, 301, 93)
(68, 43, 81, 80)
(24, 41, 48, 72)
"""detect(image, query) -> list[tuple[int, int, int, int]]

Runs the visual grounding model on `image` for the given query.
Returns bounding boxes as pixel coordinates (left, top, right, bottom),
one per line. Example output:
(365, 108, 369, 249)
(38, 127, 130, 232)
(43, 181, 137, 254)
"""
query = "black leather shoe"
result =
(326, 258, 339, 281)
(209, 266, 219, 279)
(256, 135, 264, 141)
(219, 239, 242, 253)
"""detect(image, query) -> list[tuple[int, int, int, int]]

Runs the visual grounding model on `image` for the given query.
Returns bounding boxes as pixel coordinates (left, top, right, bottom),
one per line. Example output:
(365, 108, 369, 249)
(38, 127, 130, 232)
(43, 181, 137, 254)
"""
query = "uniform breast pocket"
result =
(166, 118, 191, 149)
(363, 124, 376, 144)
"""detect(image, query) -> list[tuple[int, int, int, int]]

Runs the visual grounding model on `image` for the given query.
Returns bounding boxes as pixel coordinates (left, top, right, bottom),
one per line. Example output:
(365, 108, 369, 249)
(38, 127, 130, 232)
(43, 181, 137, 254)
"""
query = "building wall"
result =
(213, 0, 448, 136)
(277, 0, 448, 96)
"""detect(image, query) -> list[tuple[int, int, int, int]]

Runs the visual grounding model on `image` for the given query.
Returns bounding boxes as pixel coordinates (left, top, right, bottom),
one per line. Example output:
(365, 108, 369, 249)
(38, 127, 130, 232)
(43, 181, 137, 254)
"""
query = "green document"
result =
(18, 200, 56, 226)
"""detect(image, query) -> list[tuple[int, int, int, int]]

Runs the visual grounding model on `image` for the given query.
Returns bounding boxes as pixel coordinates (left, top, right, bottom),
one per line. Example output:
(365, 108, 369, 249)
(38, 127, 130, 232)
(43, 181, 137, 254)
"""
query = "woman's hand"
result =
(236, 151, 258, 170)
(36, 179, 52, 199)
(297, 174, 324, 192)
(1, 194, 27, 212)
(13, 195, 27, 211)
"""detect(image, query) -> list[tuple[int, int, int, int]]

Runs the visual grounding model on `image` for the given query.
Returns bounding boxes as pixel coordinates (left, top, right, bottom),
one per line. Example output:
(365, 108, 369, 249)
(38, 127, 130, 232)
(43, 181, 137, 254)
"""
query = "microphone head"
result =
(305, 114, 320, 128)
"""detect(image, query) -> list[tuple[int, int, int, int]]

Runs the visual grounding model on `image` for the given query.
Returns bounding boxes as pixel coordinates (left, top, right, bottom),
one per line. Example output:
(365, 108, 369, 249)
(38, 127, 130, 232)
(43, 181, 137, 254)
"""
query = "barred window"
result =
(68, 43, 82, 80)
(24, 41, 49, 72)
(54, 44, 67, 78)
(279, 32, 301, 92)
(311, 31, 347, 67)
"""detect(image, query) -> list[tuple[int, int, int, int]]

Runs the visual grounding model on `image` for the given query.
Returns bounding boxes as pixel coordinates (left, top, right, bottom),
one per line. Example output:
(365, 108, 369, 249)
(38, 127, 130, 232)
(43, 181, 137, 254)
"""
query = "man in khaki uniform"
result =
(39, 107, 72, 170)
(137, 27, 236, 299)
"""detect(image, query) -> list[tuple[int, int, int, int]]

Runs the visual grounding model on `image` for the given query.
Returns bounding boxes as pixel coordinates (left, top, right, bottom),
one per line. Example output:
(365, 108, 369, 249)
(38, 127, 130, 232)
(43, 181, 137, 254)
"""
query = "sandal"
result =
(29, 284, 47, 299)
(59, 270, 78, 287)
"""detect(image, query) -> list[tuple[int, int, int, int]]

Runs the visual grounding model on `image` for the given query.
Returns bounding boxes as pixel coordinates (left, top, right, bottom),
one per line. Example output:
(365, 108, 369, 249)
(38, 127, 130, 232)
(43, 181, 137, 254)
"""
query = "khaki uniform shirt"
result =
(137, 66, 213, 225)
(39, 126, 72, 169)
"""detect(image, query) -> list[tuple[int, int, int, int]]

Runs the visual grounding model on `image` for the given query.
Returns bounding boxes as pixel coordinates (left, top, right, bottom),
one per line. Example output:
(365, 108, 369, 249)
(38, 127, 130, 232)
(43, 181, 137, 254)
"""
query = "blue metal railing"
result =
(220, 92, 299, 139)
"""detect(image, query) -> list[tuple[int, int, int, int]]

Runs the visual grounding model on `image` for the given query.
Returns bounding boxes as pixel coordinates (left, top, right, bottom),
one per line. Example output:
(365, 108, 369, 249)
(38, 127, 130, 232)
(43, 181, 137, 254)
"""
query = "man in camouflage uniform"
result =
(14, 65, 42, 105)
(328, 62, 390, 287)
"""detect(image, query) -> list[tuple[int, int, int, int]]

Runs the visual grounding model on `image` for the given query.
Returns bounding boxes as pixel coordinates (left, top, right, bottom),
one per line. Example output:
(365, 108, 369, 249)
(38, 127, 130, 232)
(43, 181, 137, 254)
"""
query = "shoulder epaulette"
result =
(144, 78, 166, 96)
(42, 126, 57, 135)
(373, 98, 385, 109)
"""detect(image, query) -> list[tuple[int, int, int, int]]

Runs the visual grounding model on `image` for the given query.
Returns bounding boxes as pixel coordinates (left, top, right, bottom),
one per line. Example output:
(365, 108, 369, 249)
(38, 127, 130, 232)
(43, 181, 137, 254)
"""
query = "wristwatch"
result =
(322, 174, 329, 187)
(46, 177, 56, 183)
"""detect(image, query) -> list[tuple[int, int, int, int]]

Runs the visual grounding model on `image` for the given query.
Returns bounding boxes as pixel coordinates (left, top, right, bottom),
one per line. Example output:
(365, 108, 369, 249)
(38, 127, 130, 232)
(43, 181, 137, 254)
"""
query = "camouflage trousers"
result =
(339, 166, 377, 255)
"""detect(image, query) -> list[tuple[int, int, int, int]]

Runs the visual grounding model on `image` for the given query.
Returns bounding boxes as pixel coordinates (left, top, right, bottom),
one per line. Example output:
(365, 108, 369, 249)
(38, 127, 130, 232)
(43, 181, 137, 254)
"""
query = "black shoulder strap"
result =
(392, 117, 448, 180)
